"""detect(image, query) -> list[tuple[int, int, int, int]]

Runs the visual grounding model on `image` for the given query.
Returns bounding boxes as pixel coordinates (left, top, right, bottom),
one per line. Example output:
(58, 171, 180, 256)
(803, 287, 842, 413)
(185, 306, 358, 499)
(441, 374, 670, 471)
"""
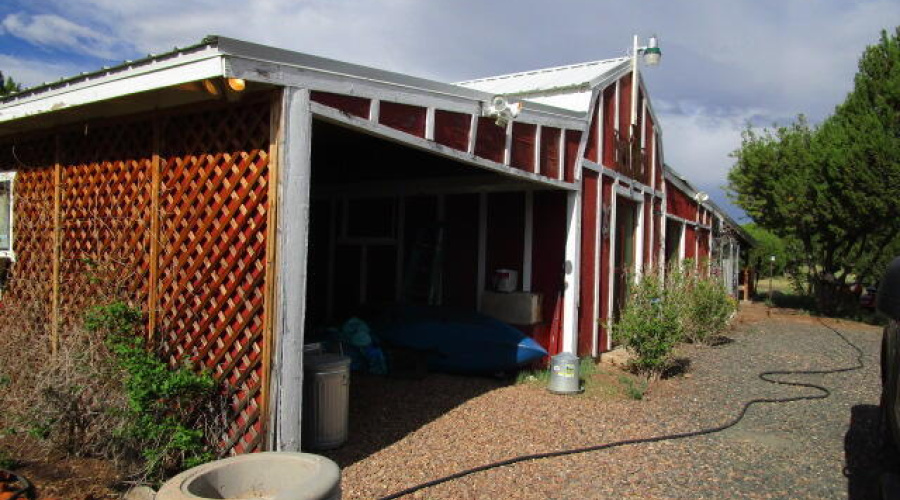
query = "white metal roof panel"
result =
(456, 58, 628, 97)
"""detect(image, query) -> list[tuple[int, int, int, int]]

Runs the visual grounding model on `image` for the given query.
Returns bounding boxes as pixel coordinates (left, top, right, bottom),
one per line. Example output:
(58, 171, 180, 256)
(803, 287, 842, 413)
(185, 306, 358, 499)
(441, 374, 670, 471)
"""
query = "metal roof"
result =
(457, 57, 630, 112)
(0, 35, 591, 122)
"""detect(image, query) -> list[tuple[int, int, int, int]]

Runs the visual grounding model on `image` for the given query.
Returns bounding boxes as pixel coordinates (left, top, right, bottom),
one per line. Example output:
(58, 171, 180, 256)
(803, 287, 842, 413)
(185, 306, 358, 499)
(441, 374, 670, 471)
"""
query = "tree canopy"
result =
(728, 27, 900, 309)
(0, 71, 22, 96)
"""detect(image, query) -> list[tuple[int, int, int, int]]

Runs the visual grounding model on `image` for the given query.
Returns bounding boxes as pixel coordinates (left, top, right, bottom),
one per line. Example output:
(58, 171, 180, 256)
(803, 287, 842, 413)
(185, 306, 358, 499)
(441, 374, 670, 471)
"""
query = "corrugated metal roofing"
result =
(456, 57, 628, 111)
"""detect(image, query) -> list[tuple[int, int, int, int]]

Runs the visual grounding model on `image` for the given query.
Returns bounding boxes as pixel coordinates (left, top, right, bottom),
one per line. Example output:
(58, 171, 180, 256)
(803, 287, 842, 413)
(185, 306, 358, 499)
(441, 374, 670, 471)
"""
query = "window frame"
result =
(0, 171, 16, 261)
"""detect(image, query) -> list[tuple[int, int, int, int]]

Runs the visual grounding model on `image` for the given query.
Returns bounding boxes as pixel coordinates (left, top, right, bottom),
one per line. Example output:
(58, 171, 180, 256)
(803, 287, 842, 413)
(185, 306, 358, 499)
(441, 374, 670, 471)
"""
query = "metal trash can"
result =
(547, 352, 582, 395)
(304, 352, 351, 450)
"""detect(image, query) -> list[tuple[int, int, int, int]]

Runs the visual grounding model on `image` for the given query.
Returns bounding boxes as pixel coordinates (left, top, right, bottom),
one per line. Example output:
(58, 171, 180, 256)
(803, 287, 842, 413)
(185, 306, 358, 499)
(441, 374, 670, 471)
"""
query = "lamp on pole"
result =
(630, 34, 662, 128)
(768, 255, 776, 304)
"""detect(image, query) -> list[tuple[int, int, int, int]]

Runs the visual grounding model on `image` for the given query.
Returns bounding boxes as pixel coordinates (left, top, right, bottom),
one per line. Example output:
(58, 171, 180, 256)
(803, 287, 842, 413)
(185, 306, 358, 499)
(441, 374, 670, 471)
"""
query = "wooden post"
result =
(50, 134, 62, 356)
(272, 87, 313, 452)
(148, 116, 161, 344)
(260, 89, 283, 451)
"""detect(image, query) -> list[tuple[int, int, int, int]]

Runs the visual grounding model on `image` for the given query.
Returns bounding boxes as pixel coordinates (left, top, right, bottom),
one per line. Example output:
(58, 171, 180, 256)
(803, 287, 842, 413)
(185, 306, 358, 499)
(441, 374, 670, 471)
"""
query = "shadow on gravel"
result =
(844, 404, 900, 499)
(314, 372, 511, 469)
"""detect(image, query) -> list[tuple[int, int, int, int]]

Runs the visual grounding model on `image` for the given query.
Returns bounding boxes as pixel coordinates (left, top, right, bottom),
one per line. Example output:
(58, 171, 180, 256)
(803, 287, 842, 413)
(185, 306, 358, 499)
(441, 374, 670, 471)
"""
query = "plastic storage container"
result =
(303, 353, 351, 450)
(547, 352, 582, 395)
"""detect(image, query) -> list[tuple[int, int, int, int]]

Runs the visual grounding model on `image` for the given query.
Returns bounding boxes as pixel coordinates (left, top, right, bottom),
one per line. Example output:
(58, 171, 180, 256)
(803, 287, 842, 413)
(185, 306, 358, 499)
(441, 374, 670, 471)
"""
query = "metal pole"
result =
(631, 35, 640, 127)
(768, 258, 774, 304)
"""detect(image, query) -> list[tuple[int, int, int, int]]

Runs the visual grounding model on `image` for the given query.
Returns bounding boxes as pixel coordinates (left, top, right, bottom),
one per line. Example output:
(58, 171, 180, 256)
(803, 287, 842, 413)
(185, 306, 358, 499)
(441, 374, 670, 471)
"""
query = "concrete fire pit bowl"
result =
(156, 452, 341, 500)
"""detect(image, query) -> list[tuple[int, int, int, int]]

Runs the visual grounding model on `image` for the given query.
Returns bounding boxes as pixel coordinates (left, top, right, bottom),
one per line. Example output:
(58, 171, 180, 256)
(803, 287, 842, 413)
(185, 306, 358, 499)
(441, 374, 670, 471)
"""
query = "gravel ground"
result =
(321, 306, 892, 500)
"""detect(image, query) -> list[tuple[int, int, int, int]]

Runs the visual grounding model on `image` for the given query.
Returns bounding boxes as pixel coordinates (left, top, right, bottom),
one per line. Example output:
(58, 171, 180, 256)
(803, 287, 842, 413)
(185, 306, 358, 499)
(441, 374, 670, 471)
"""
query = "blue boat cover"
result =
(373, 306, 548, 374)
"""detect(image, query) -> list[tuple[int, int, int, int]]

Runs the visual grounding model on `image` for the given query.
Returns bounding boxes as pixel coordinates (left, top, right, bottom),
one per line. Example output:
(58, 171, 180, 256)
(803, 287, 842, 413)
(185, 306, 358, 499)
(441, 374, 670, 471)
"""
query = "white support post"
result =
(558, 128, 566, 181)
(503, 121, 513, 166)
(679, 222, 686, 262)
(606, 184, 618, 352)
(467, 114, 478, 155)
(523, 190, 534, 292)
(425, 107, 435, 141)
(597, 92, 605, 167)
(592, 174, 602, 357)
(533, 125, 542, 174)
(272, 87, 313, 452)
(477, 192, 488, 311)
(370, 99, 380, 123)
(562, 190, 581, 354)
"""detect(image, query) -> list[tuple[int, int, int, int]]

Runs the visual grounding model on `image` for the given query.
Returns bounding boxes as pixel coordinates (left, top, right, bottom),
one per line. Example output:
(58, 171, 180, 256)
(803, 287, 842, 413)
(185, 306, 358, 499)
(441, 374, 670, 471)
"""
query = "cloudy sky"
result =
(0, 0, 897, 221)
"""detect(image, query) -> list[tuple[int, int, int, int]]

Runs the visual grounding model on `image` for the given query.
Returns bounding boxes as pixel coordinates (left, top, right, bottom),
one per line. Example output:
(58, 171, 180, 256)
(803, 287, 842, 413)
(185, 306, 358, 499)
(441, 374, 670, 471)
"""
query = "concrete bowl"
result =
(156, 452, 340, 500)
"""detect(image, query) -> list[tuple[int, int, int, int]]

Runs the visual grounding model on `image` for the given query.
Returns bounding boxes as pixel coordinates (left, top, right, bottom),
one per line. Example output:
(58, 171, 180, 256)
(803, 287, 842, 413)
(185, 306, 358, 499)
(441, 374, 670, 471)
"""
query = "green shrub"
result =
(682, 276, 737, 344)
(613, 268, 683, 380)
(82, 302, 221, 482)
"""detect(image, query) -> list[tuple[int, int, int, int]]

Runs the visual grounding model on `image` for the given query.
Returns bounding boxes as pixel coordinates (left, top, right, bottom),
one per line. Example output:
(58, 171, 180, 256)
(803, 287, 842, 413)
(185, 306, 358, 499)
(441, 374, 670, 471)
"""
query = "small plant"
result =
(682, 277, 737, 344)
(84, 302, 220, 482)
(618, 375, 646, 400)
(613, 267, 683, 380)
(0, 448, 18, 469)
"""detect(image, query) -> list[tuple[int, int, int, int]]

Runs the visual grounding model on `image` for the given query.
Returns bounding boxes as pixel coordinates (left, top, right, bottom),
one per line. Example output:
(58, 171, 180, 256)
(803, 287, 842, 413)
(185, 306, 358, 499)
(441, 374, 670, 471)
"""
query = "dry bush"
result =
(0, 299, 132, 465)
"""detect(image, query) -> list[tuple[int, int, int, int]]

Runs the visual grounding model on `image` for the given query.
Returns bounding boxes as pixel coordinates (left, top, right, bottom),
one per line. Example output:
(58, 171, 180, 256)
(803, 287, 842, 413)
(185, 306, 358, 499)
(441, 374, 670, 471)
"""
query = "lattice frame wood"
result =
(0, 94, 277, 455)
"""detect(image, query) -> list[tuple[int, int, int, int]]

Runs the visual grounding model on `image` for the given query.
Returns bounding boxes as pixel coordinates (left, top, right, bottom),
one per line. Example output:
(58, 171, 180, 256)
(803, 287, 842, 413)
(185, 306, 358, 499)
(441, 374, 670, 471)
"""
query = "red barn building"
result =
(0, 36, 749, 452)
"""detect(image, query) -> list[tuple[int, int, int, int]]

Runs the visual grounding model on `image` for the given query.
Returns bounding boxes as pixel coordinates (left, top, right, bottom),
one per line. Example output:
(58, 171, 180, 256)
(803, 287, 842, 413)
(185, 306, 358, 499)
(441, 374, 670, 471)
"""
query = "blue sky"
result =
(1, 0, 897, 221)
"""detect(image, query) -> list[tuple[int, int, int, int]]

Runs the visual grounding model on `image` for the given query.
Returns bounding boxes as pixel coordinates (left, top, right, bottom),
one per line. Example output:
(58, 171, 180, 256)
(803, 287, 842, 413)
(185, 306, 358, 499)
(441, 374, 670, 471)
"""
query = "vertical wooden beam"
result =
(147, 116, 162, 344)
(50, 134, 61, 356)
(425, 107, 436, 141)
(522, 190, 533, 293)
(260, 90, 283, 451)
(467, 114, 478, 155)
(273, 87, 314, 452)
(476, 192, 487, 311)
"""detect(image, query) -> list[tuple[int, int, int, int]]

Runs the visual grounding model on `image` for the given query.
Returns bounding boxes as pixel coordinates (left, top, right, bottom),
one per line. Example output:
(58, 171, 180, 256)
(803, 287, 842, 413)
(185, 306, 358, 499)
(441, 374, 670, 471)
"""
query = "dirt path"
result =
(331, 305, 890, 499)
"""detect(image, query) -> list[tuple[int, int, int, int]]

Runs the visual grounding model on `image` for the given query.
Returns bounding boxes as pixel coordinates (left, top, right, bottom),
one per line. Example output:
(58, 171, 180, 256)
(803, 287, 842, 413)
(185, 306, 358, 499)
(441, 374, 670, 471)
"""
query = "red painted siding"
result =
(602, 85, 617, 168)
(644, 193, 652, 266)
(685, 225, 697, 260)
(665, 179, 696, 220)
(540, 127, 561, 179)
(564, 130, 580, 183)
(618, 73, 633, 142)
(584, 102, 600, 163)
(486, 192, 525, 290)
(378, 101, 427, 137)
(511, 122, 537, 172)
(475, 117, 506, 164)
(310, 91, 371, 118)
(530, 190, 567, 357)
(434, 110, 471, 151)
(653, 198, 663, 267)
(579, 170, 599, 356)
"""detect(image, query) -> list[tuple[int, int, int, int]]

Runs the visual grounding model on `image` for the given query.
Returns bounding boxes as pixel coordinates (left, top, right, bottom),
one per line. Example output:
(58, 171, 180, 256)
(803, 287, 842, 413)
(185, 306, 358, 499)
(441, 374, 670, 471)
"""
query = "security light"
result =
(643, 35, 661, 66)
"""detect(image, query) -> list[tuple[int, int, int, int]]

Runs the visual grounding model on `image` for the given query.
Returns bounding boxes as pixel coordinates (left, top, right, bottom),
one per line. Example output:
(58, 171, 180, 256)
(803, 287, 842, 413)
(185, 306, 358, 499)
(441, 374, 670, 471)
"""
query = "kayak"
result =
(373, 305, 548, 374)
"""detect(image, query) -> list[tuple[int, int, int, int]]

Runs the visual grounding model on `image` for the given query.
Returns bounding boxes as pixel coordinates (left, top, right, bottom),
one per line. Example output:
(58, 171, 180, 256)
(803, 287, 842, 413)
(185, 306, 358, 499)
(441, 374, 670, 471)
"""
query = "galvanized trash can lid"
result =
(305, 353, 352, 371)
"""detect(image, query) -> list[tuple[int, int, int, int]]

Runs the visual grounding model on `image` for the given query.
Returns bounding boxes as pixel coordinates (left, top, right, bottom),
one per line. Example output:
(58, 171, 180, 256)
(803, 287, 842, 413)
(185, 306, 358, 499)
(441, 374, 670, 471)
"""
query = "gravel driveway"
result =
(322, 307, 890, 499)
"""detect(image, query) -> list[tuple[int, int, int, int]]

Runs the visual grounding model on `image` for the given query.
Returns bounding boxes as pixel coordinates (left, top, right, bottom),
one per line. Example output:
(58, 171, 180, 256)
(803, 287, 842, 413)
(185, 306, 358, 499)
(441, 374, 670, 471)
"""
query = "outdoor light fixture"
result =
(694, 191, 709, 203)
(630, 34, 662, 128)
(227, 78, 246, 92)
(642, 35, 662, 66)
(202, 79, 220, 96)
(483, 95, 522, 127)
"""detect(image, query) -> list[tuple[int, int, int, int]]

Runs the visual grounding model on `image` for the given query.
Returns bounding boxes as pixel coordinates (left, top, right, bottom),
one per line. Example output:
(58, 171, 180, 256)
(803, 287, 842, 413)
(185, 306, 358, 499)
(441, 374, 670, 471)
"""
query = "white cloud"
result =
(1, 13, 119, 59)
(0, 53, 84, 87)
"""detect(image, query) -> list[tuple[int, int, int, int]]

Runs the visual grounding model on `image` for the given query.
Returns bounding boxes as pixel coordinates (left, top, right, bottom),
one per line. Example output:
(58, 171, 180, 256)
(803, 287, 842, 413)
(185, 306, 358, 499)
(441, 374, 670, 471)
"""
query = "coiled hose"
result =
(378, 319, 866, 500)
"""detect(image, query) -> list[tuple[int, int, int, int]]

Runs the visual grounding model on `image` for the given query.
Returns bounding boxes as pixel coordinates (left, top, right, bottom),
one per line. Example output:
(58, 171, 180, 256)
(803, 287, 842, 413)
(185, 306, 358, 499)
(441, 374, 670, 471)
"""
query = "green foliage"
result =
(0, 71, 22, 96)
(727, 27, 900, 313)
(618, 375, 646, 400)
(741, 224, 793, 278)
(681, 274, 737, 345)
(83, 302, 217, 482)
(613, 267, 682, 379)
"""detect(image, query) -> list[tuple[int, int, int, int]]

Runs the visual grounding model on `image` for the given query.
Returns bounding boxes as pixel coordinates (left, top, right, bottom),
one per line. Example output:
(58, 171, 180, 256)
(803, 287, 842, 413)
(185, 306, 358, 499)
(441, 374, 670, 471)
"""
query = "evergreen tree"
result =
(0, 71, 23, 96)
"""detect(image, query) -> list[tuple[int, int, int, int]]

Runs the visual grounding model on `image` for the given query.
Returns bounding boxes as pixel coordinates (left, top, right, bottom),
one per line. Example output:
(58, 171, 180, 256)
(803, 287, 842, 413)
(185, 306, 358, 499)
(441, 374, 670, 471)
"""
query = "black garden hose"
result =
(377, 319, 866, 500)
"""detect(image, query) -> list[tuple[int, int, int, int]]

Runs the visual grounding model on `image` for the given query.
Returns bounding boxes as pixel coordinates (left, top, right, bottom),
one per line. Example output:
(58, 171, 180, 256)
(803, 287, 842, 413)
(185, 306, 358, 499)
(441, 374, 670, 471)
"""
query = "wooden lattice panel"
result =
(58, 122, 153, 323)
(157, 101, 271, 454)
(0, 136, 55, 339)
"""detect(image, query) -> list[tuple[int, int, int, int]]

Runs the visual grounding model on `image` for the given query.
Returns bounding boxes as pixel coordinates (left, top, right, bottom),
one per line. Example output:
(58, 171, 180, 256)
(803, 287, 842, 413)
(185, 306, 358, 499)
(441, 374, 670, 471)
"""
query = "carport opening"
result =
(302, 118, 569, 463)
